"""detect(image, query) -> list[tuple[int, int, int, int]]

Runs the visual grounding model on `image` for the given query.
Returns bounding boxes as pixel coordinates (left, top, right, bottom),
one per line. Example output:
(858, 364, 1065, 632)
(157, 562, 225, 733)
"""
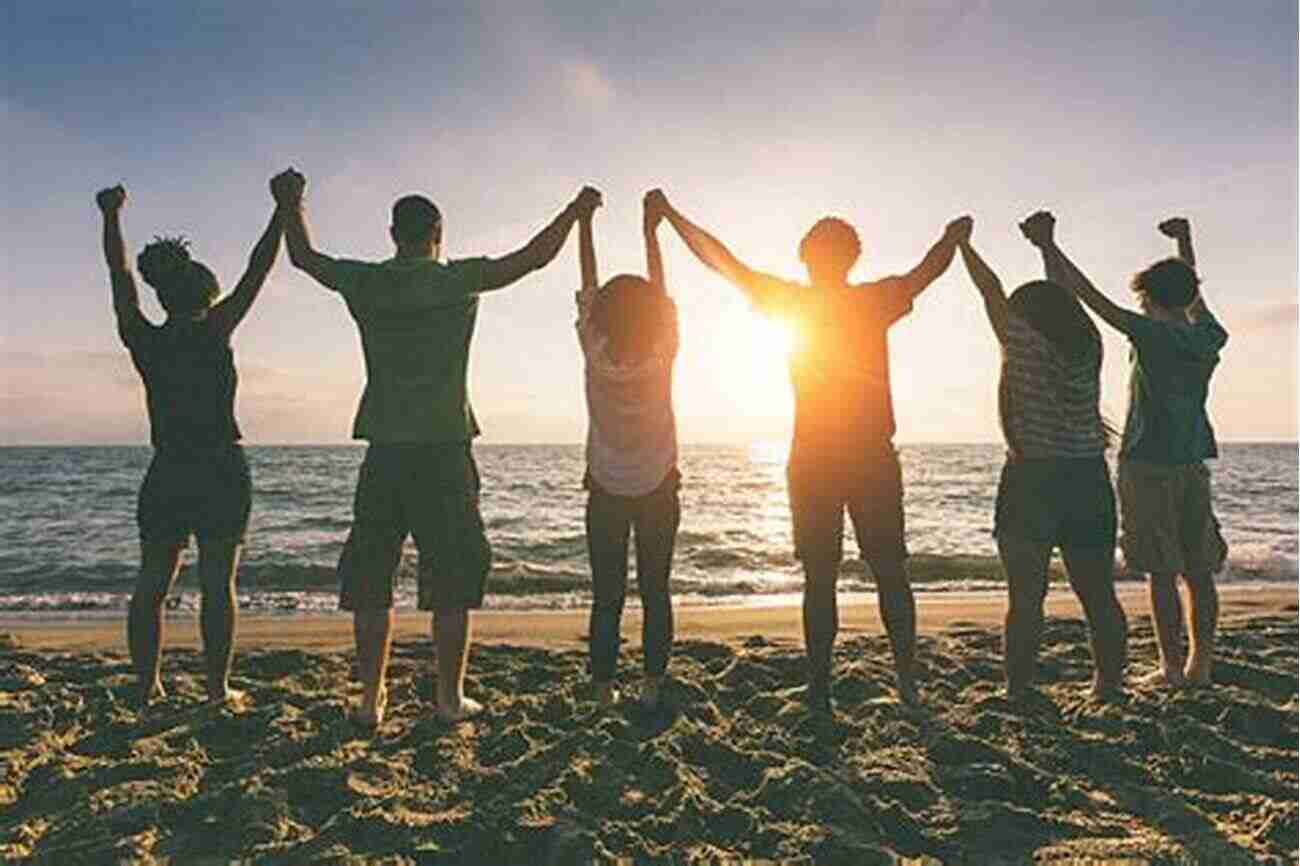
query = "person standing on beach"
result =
(656, 193, 969, 709)
(1025, 211, 1228, 688)
(956, 214, 1128, 701)
(575, 189, 682, 710)
(272, 168, 600, 725)
(96, 182, 282, 706)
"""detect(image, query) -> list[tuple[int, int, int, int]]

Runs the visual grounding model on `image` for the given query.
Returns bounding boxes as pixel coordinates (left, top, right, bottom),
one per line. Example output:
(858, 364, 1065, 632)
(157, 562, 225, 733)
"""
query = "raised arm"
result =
(657, 194, 774, 300)
(895, 216, 970, 301)
(209, 205, 282, 336)
(1021, 210, 1137, 335)
(481, 187, 601, 293)
(1159, 217, 1196, 268)
(954, 222, 1010, 341)
(1158, 217, 1214, 321)
(578, 194, 599, 293)
(96, 185, 145, 337)
(643, 189, 668, 293)
(270, 168, 353, 291)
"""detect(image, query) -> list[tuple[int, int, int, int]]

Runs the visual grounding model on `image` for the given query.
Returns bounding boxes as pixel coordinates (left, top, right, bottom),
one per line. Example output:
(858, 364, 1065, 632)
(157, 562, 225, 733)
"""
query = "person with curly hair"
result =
(95, 182, 282, 707)
(1027, 211, 1228, 690)
(653, 193, 969, 710)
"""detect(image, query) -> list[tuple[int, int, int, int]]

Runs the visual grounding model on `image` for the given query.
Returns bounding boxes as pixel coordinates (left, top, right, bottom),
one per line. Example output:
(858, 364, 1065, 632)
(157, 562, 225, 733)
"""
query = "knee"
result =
(1007, 577, 1048, 615)
(1147, 571, 1178, 588)
(131, 584, 169, 610)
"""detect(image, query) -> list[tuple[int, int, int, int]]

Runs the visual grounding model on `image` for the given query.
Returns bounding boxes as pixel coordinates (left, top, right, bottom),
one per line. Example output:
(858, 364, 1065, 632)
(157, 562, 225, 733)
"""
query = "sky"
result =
(3, 0, 1296, 445)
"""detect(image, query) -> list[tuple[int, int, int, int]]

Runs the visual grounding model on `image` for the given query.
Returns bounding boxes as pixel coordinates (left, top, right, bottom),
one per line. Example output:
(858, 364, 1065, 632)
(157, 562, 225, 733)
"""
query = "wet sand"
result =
(1, 587, 1295, 864)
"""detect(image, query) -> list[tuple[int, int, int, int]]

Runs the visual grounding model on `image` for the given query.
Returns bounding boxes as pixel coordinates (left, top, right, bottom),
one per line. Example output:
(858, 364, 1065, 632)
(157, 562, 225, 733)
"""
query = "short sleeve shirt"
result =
(318, 256, 488, 443)
(1119, 310, 1228, 464)
(120, 313, 241, 450)
(748, 275, 913, 462)
(998, 312, 1106, 460)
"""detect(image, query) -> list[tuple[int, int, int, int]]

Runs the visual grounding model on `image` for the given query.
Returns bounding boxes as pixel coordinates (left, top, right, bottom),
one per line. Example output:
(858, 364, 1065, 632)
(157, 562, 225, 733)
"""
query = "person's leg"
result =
(632, 482, 681, 707)
(196, 539, 243, 702)
(996, 534, 1052, 699)
(802, 555, 840, 710)
(1060, 545, 1128, 698)
(411, 444, 495, 721)
(353, 606, 394, 720)
(1181, 569, 1218, 686)
(586, 489, 631, 705)
(1180, 465, 1225, 687)
(1146, 571, 1185, 686)
(338, 446, 406, 726)
(849, 452, 916, 703)
(128, 542, 185, 704)
(432, 607, 476, 716)
(789, 460, 842, 712)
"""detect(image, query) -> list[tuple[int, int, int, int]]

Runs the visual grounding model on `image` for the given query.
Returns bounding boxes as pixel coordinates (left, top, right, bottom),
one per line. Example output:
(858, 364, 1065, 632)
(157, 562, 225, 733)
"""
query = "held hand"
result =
(944, 214, 973, 246)
(643, 188, 668, 232)
(96, 185, 126, 213)
(571, 185, 602, 219)
(270, 168, 306, 206)
(1019, 210, 1056, 248)
(1158, 217, 1190, 240)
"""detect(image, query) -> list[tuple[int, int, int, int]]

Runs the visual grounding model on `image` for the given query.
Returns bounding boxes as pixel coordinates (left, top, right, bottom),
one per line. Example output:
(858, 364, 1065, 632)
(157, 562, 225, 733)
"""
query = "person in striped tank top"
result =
(956, 214, 1128, 702)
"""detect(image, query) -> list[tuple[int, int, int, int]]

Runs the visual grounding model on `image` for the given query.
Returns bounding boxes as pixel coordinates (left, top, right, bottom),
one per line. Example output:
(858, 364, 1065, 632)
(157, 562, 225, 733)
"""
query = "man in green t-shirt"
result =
(1025, 211, 1229, 691)
(272, 169, 600, 726)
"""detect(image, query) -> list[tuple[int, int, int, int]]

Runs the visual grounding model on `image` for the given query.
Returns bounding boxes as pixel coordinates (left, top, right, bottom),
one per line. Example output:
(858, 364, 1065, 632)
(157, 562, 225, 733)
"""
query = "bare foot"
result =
(896, 675, 920, 707)
(639, 676, 662, 710)
(1183, 658, 1213, 688)
(436, 696, 483, 723)
(1136, 667, 1186, 690)
(592, 681, 620, 708)
(1088, 679, 1125, 703)
(350, 685, 387, 729)
(209, 687, 248, 709)
(138, 679, 166, 707)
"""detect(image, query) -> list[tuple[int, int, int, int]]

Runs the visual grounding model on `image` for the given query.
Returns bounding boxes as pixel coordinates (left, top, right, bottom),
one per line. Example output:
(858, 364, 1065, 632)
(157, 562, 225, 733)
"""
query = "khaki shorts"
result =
(1117, 460, 1228, 577)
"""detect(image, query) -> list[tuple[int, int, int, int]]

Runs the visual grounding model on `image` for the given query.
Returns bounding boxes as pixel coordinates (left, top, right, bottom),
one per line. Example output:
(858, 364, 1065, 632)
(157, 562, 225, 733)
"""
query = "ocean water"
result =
(0, 443, 1294, 614)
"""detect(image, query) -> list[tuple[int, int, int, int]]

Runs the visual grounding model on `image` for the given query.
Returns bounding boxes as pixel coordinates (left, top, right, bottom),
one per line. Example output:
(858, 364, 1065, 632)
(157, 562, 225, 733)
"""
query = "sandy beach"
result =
(1, 586, 1296, 864)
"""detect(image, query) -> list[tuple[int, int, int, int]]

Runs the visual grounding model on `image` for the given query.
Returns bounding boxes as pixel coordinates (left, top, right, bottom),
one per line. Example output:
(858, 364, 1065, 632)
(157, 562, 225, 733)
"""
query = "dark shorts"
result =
(137, 446, 251, 546)
(787, 449, 908, 569)
(1117, 459, 1228, 576)
(994, 457, 1116, 551)
(337, 443, 492, 612)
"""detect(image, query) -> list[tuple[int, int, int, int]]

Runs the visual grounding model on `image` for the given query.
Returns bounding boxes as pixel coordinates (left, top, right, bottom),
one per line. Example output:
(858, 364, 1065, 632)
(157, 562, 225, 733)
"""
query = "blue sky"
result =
(3, 0, 1296, 443)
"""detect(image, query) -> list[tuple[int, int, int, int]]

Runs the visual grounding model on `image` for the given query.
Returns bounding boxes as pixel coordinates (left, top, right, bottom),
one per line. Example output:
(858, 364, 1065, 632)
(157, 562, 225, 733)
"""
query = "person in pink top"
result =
(575, 190, 681, 710)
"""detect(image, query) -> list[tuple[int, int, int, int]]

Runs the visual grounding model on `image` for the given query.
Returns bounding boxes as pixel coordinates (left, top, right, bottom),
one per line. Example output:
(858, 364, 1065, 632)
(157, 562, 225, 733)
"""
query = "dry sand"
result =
(1, 586, 1295, 864)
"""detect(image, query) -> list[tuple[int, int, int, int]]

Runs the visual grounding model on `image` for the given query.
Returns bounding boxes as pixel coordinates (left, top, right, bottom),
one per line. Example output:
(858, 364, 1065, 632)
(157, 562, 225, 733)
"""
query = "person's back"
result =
(1120, 302, 1226, 465)
(328, 256, 487, 442)
(95, 183, 282, 708)
(126, 317, 240, 450)
(276, 170, 600, 725)
(773, 278, 912, 460)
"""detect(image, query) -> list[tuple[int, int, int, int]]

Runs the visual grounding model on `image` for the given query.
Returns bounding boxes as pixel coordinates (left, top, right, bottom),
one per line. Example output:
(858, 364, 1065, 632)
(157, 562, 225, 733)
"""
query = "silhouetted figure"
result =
(96, 183, 282, 707)
(272, 168, 600, 726)
(1027, 212, 1228, 689)
(576, 189, 681, 710)
(657, 193, 968, 709)
(957, 214, 1127, 701)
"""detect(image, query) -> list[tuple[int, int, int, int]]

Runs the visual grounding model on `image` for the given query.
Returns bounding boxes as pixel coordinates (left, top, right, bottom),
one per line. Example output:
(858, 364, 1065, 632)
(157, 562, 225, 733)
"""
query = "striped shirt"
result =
(999, 312, 1106, 460)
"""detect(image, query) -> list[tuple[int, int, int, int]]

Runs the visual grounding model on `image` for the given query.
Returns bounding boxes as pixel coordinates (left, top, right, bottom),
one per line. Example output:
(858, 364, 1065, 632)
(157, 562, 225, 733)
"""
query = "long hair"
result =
(137, 236, 219, 315)
(1004, 279, 1117, 445)
(1007, 280, 1100, 363)
(593, 274, 674, 362)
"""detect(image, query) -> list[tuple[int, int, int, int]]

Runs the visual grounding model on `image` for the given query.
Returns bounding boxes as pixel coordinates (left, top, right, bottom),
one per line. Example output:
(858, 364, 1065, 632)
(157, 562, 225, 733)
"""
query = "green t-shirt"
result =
(319, 256, 488, 443)
(1119, 309, 1228, 464)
